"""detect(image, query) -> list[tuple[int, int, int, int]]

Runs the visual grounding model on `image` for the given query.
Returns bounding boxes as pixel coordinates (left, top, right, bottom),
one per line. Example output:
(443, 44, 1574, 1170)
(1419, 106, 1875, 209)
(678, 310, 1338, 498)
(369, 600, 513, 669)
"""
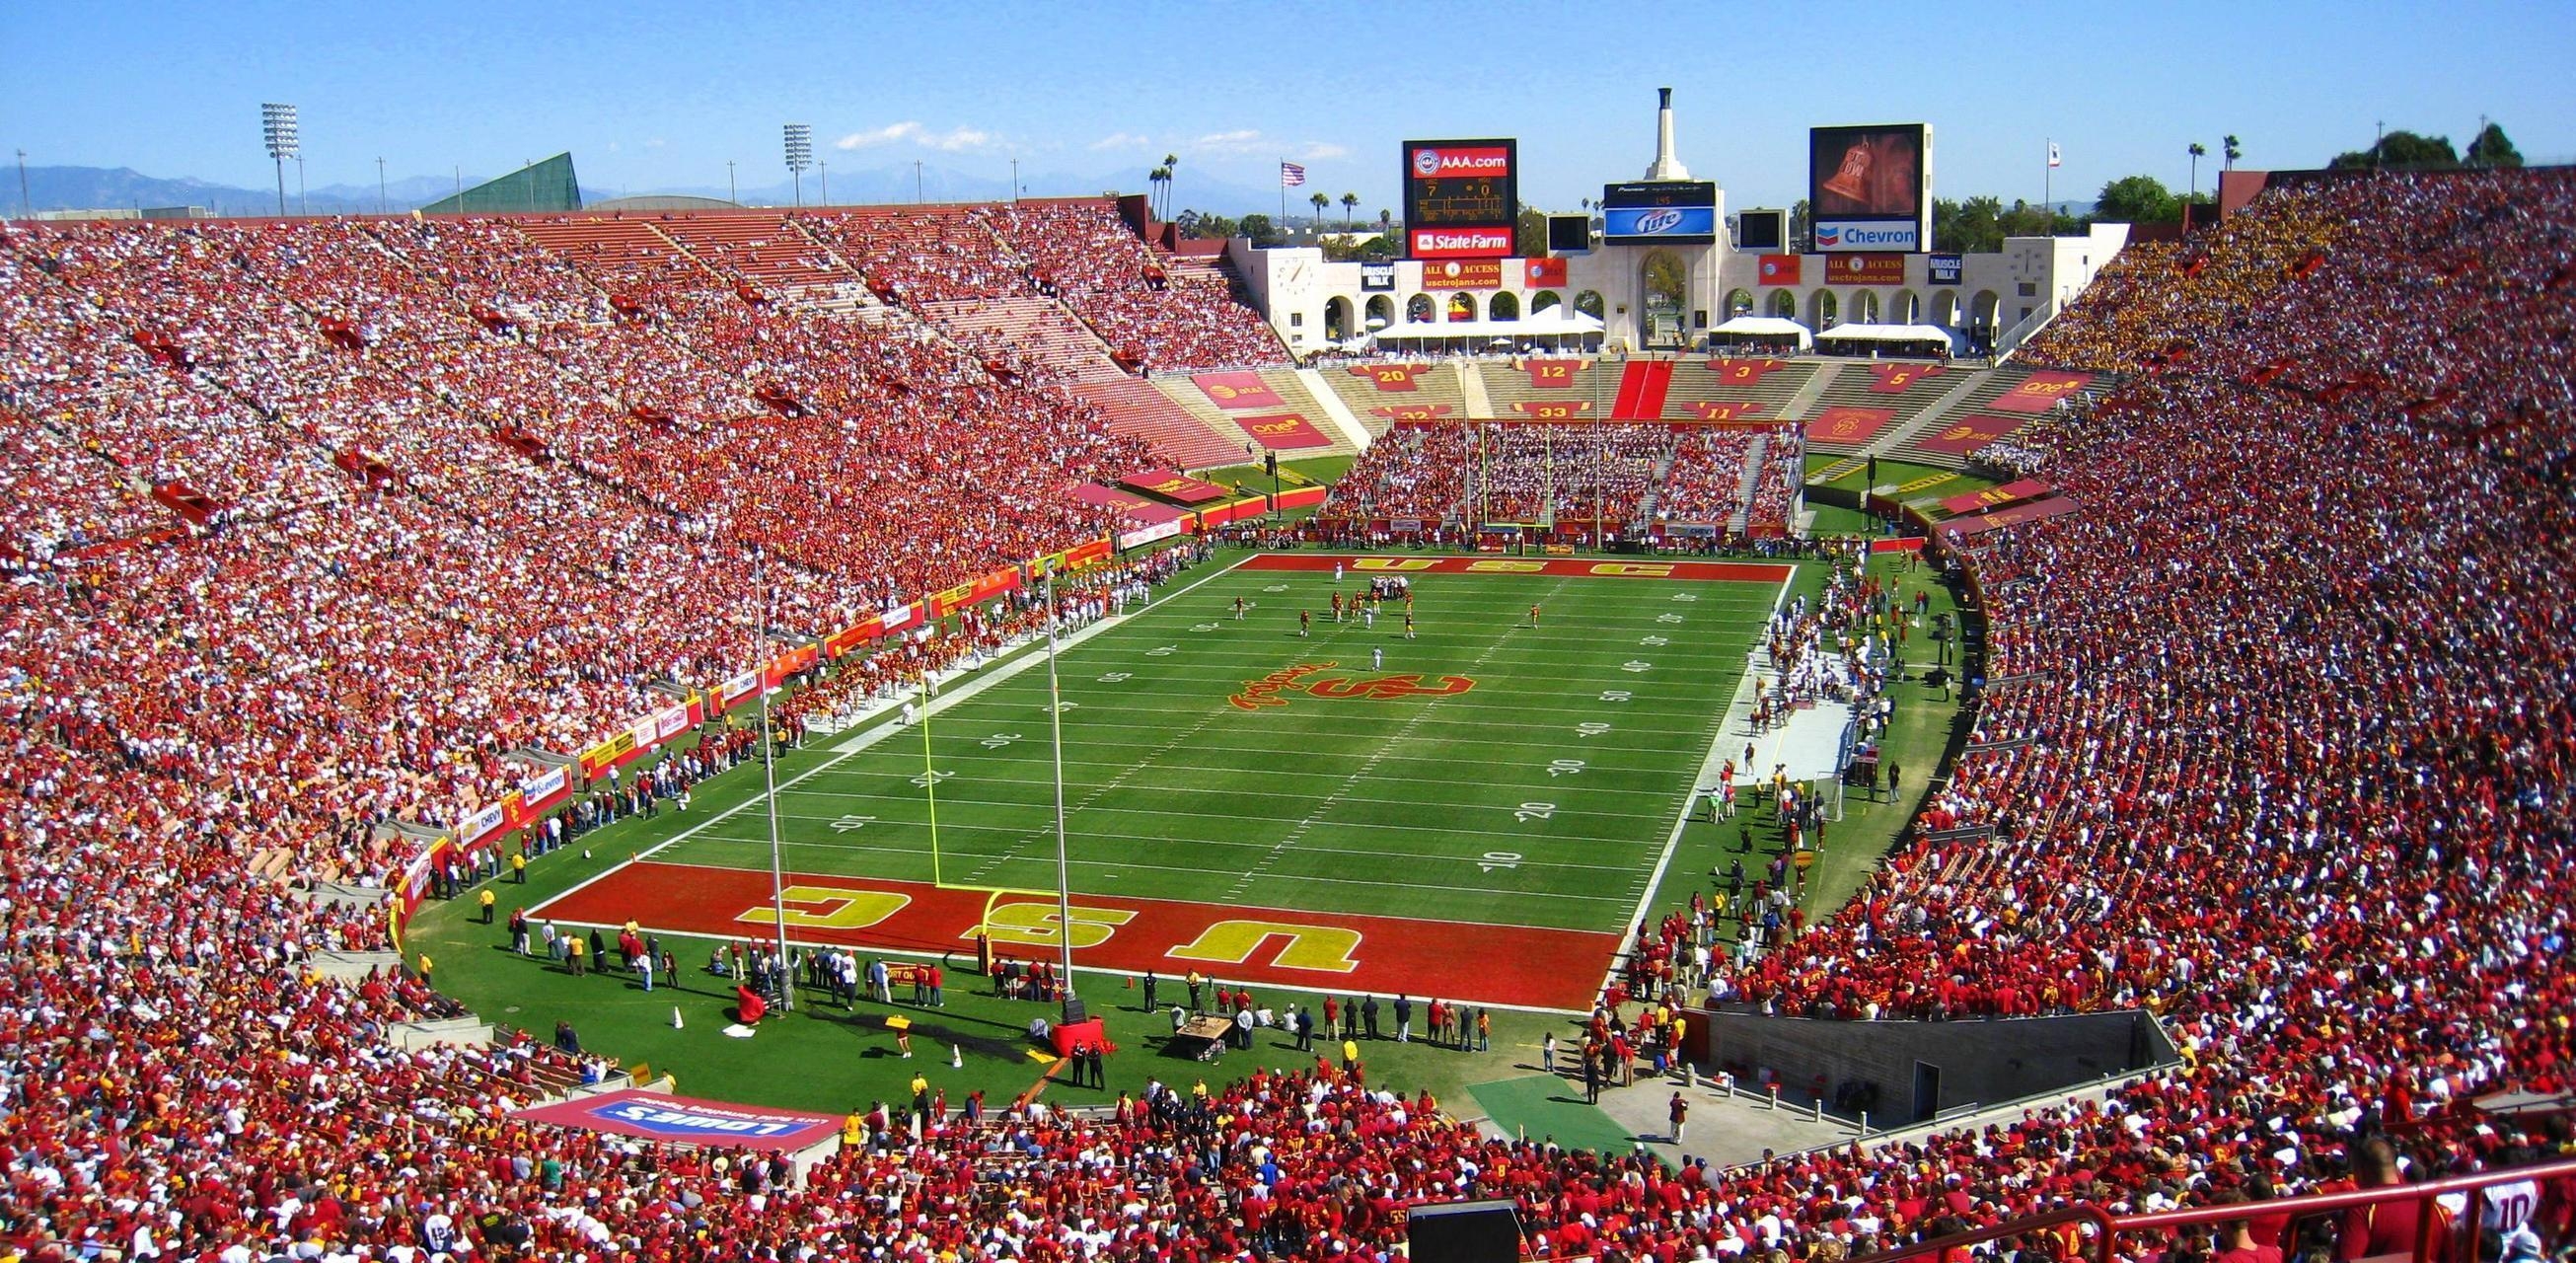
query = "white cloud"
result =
(837, 121, 922, 150)
(836, 121, 998, 153)
(919, 126, 994, 152)
(1192, 129, 1265, 154)
(1090, 131, 1152, 152)
(1297, 141, 1350, 161)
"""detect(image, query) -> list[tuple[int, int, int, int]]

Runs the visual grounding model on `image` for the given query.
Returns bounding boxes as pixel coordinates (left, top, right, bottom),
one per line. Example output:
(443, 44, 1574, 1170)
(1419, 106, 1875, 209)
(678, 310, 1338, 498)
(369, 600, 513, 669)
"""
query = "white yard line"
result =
(1596, 565, 1804, 1001)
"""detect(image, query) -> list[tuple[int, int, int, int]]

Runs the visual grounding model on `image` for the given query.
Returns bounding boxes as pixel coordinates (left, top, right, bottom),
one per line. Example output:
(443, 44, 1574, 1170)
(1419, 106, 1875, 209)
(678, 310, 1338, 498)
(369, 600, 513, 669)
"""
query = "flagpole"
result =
(2043, 138, 2052, 229)
(1280, 158, 1288, 227)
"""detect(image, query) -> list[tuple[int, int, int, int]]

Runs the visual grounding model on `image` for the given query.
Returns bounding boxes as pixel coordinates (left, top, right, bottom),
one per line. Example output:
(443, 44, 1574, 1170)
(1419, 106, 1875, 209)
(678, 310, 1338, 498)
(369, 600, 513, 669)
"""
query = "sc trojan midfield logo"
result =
(1227, 662, 1476, 711)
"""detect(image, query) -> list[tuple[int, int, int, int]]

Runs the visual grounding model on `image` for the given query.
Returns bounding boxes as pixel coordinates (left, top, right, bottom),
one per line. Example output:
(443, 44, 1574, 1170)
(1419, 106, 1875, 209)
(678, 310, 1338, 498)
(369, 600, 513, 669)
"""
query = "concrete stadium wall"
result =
(1701, 1007, 2176, 1122)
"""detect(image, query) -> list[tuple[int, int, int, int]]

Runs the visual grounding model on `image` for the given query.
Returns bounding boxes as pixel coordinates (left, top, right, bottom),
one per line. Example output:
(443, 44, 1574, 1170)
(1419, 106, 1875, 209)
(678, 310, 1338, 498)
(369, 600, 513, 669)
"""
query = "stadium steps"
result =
(1877, 367, 2028, 469)
(1472, 356, 1613, 419)
(308, 949, 404, 984)
(1163, 252, 1293, 361)
(656, 213, 861, 299)
(1608, 358, 1675, 418)
(1662, 358, 1825, 422)
(1730, 433, 1769, 535)
(391, 1015, 495, 1049)
(919, 296, 1127, 384)
(1452, 361, 1495, 418)
(1774, 361, 1843, 421)
(1292, 366, 1376, 449)
(1076, 377, 1254, 470)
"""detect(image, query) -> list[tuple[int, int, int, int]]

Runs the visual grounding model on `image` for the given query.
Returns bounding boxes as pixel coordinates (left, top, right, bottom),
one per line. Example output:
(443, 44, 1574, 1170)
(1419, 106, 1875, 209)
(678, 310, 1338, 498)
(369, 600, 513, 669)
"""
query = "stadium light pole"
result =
(376, 157, 387, 214)
(260, 103, 299, 217)
(1041, 562, 1079, 1024)
(727, 160, 737, 205)
(783, 123, 812, 210)
(818, 162, 828, 207)
(15, 149, 29, 221)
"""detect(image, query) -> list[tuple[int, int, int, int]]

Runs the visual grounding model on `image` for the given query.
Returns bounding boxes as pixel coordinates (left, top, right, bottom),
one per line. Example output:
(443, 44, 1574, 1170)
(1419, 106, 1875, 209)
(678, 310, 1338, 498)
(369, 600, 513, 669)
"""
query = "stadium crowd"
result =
(991, 203, 1288, 371)
(6, 171, 2576, 1262)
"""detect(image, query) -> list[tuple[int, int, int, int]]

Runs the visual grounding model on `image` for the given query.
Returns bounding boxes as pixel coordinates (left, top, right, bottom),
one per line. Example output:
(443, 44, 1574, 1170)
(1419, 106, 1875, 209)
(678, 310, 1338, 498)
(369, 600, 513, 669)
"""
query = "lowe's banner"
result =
(1603, 204, 1719, 243)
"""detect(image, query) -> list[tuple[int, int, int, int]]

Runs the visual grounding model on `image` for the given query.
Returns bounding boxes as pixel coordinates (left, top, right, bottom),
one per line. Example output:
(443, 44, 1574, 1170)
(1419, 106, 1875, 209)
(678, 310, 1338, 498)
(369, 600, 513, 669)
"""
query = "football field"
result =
(537, 554, 1793, 1009)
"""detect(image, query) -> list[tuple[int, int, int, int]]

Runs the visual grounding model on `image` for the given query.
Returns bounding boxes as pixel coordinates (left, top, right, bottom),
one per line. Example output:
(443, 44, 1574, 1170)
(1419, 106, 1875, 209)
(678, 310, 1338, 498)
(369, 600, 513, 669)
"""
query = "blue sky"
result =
(6, 0, 2572, 212)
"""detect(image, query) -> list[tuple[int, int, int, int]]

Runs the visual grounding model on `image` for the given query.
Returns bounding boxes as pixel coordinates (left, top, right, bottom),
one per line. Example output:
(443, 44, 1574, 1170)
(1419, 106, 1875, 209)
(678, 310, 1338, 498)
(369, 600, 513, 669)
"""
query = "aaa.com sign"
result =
(1409, 144, 1512, 178)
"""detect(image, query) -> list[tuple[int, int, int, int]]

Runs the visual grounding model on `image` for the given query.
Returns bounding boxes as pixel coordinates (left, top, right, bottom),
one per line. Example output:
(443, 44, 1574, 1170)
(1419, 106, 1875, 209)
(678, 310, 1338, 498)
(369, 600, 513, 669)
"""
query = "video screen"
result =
(1809, 125, 1925, 219)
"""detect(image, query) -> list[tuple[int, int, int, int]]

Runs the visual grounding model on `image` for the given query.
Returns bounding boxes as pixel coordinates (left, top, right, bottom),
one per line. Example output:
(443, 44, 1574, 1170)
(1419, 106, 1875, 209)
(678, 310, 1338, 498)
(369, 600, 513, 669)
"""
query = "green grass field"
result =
(645, 558, 1777, 935)
(415, 547, 1970, 1113)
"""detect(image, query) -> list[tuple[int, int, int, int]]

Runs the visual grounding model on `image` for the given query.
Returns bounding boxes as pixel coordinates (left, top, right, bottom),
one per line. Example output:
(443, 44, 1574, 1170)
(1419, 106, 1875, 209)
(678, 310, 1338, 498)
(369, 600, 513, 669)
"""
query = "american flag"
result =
(2047, 142, 2062, 169)
(1280, 161, 1306, 187)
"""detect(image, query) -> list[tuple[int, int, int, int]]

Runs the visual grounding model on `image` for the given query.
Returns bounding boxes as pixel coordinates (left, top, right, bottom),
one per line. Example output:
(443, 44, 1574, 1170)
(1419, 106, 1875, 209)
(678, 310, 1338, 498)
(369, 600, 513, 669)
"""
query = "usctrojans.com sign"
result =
(1812, 220, 1921, 252)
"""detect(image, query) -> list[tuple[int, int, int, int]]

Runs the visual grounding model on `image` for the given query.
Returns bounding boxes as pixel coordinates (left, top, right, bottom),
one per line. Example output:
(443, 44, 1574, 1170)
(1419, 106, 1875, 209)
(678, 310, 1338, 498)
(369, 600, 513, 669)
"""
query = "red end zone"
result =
(534, 861, 1616, 1010)
(1242, 555, 1792, 582)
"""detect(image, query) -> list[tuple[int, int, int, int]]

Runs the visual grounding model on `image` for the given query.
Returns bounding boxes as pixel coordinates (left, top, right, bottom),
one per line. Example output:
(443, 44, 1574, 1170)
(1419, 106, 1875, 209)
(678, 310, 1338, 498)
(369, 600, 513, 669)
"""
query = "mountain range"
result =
(5, 162, 1314, 220)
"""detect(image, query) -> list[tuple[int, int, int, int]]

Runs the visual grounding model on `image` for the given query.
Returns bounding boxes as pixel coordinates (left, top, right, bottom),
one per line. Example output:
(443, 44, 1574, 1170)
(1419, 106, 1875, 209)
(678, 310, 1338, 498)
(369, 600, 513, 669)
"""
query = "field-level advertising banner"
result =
(1986, 370, 2097, 413)
(1805, 407, 1895, 445)
(1915, 413, 2031, 456)
(1192, 371, 1284, 410)
(514, 1089, 842, 1152)
(1238, 414, 1334, 450)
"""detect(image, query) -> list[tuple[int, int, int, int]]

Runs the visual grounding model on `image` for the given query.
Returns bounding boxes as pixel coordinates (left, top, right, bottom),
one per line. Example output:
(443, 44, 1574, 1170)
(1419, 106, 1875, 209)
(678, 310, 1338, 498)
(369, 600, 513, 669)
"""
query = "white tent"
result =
(1707, 316, 1814, 351)
(1813, 322, 1961, 353)
(1370, 307, 1604, 350)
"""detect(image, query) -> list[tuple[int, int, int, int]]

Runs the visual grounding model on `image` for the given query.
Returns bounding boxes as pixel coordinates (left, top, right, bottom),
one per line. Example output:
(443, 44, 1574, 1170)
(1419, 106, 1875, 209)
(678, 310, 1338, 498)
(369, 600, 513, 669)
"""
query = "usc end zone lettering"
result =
(1351, 557, 1438, 570)
(1587, 561, 1674, 576)
(1168, 921, 1362, 974)
(975, 902, 1139, 949)
(737, 886, 912, 930)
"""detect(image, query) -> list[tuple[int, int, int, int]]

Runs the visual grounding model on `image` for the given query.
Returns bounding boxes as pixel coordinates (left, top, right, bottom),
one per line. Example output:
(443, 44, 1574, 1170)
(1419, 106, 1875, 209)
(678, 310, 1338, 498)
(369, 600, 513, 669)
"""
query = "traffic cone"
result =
(950, 1044, 963, 1070)
(672, 1005, 685, 1029)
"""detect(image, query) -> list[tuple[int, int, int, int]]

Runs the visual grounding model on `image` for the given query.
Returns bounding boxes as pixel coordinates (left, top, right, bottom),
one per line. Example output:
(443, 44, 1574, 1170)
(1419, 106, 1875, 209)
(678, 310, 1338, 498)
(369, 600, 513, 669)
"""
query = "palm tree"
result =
(1378, 208, 1392, 229)
(1148, 166, 1170, 218)
(1309, 190, 1330, 226)
(1340, 191, 1359, 230)
(2186, 142, 2207, 232)
(2223, 134, 2242, 169)
(1161, 153, 1179, 218)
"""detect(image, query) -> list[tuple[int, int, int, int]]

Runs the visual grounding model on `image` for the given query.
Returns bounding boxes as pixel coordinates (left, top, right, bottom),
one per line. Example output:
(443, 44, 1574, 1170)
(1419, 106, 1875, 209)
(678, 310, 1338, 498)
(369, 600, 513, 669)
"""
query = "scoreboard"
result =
(1404, 138, 1518, 260)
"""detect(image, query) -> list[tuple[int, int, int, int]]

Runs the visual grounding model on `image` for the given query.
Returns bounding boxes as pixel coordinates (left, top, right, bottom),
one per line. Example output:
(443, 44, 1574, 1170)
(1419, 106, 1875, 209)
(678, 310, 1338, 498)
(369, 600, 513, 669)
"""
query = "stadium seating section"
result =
(5, 169, 2575, 1260)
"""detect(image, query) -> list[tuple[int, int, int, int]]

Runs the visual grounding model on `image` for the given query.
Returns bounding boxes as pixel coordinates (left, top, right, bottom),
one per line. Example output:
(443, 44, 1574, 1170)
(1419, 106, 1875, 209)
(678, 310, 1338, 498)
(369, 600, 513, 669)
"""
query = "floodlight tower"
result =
(783, 123, 813, 209)
(260, 103, 300, 217)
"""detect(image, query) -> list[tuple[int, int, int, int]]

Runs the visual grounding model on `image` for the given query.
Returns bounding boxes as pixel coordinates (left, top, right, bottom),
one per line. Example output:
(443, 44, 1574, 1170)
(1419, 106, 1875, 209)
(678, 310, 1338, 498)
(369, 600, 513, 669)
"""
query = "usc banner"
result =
(1421, 259, 1504, 289)
(1350, 363, 1432, 393)
(1193, 371, 1285, 410)
(1804, 407, 1894, 445)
